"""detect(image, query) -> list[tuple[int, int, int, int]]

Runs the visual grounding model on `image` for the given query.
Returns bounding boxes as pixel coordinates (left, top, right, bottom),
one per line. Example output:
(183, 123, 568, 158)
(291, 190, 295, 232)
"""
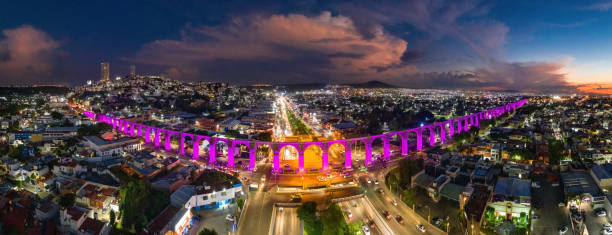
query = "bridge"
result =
(82, 99, 527, 173)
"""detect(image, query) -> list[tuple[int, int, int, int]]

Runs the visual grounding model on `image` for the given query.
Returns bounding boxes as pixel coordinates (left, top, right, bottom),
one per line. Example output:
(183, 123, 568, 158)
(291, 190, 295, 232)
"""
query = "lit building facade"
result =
(100, 62, 109, 81)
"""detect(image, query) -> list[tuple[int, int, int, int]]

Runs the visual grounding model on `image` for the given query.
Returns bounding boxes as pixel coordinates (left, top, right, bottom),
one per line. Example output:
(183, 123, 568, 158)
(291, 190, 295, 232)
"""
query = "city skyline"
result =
(0, 0, 611, 94)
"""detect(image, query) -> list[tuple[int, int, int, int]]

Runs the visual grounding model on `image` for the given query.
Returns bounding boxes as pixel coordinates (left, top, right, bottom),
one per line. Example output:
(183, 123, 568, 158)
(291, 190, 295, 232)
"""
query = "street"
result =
(339, 199, 384, 235)
(272, 207, 303, 235)
(364, 173, 446, 235)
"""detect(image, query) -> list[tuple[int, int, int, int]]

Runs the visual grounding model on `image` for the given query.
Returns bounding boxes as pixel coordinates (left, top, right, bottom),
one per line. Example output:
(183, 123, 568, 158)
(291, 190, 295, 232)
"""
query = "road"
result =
(274, 95, 293, 140)
(364, 173, 446, 235)
(339, 199, 384, 235)
(272, 207, 303, 235)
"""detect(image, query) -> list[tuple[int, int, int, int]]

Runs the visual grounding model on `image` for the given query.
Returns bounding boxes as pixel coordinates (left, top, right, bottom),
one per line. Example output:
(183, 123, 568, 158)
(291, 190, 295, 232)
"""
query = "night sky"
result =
(1, 0, 611, 94)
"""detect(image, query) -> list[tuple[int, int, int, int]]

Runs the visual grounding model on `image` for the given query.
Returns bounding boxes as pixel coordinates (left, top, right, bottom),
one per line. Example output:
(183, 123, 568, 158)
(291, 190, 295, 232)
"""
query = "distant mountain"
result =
(273, 80, 397, 91)
(0, 85, 70, 96)
(347, 80, 397, 88)
(278, 83, 327, 92)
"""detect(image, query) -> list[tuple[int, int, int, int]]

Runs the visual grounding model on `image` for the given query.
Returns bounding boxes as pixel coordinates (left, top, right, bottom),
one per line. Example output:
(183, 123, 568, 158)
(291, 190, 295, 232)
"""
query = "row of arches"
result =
(92, 99, 526, 173)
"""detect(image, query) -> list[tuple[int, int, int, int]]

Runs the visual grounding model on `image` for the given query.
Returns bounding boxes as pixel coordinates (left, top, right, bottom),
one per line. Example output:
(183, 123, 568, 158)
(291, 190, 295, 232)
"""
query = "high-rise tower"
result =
(100, 62, 110, 81)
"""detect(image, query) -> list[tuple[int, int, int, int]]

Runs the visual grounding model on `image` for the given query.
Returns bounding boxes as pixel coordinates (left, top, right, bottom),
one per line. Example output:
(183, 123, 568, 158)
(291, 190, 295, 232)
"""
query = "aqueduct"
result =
(89, 100, 527, 173)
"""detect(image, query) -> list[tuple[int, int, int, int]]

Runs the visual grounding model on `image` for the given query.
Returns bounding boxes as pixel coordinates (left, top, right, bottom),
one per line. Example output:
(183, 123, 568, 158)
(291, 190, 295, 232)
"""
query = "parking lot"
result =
(531, 175, 570, 235)
(191, 203, 239, 235)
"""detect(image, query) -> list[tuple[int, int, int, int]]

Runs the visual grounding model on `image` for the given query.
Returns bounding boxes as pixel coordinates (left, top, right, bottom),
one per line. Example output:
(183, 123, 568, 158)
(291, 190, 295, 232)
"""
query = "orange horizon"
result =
(575, 83, 612, 95)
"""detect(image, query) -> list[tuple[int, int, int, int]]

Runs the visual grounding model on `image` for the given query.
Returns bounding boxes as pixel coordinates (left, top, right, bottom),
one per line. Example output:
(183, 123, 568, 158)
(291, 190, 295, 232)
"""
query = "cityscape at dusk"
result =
(0, 1, 611, 235)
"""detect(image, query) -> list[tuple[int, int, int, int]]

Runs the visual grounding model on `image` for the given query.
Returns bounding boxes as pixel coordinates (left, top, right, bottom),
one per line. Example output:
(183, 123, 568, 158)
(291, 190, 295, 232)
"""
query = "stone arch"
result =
(154, 128, 167, 147)
(327, 140, 348, 169)
(433, 123, 446, 143)
(303, 142, 323, 172)
(165, 130, 180, 152)
(349, 138, 366, 165)
(193, 135, 210, 160)
(255, 142, 273, 160)
(179, 133, 194, 156)
(370, 134, 389, 161)
(212, 137, 230, 166)
(388, 131, 407, 156)
(420, 125, 435, 147)
(406, 128, 422, 152)
(231, 139, 250, 169)
(279, 143, 299, 173)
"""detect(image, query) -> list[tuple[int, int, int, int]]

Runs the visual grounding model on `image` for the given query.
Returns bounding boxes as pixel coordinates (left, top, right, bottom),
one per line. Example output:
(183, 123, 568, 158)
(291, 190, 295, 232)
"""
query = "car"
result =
(367, 178, 372, 184)
(558, 202, 565, 207)
(284, 163, 290, 168)
(604, 228, 612, 235)
(531, 182, 541, 188)
(362, 225, 370, 235)
(432, 218, 443, 226)
(596, 209, 607, 217)
(374, 180, 379, 185)
(261, 176, 266, 182)
(532, 214, 540, 219)
(382, 211, 391, 220)
(391, 200, 398, 206)
(395, 215, 404, 224)
(416, 224, 426, 233)
(604, 223, 612, 230)
(225, 214, 235, 222)
(552, 181, 560, 187)
(376, 188, 384, 194)
(571, 213, 582, 222)
(291, 194, 302, 202)
(558, 226, 568, 234)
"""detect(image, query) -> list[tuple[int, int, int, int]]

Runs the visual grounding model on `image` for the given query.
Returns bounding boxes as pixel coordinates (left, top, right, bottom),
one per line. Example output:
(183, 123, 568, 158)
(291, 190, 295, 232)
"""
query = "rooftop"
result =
(561, 172, 603, 197)
(591, 164, 612, 180)
(493, 177, 531, 198)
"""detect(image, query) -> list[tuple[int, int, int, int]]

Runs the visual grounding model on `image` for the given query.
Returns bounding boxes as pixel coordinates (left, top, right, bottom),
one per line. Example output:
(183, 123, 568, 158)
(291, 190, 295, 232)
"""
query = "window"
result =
(221, 192, 227, 196)
(202, 195, 208, 200)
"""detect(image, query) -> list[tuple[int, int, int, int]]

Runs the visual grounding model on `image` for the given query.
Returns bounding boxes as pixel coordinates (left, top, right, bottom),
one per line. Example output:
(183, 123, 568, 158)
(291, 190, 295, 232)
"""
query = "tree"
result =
(387, 174, 399, 192)
(119, 180, 170, 232)
(256, 132, 272, 141)
(236, 197, 245, 210)
(402, 188, 416, 206)
(199, 228, 218, 235)
(297, 202, 322, 235)
(78, 123, 112, 136)
(51, 111, 64, 120)
(398, 158, 422, 187)
(109, 210, 116, 225)
(321, 204, 349, 235)
(548, 139, 565, 163)
(59, 193, 76, 209)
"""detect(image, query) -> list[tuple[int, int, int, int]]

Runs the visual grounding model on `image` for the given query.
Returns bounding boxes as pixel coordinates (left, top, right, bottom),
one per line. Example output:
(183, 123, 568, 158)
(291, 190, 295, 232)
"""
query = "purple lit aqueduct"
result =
(84, 100, 527, 173)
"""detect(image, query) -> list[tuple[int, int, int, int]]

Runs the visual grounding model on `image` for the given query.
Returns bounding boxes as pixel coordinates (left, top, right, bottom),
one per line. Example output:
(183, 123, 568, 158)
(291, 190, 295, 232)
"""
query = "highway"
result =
(339, 199, 384, 235)
(363, 173, 446, 235)
(274, 95, 294, 140)
(272, 207, 303, 235)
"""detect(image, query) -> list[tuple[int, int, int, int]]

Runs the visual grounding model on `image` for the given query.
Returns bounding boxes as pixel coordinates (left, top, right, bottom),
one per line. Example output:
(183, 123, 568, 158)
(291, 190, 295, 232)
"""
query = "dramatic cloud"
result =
(337, 0, 508, 65)
(132, 12, 412, 84)
(0, 25, 65, 85)
(130, 1, 581, 93)
(387, 61, 576, 92)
